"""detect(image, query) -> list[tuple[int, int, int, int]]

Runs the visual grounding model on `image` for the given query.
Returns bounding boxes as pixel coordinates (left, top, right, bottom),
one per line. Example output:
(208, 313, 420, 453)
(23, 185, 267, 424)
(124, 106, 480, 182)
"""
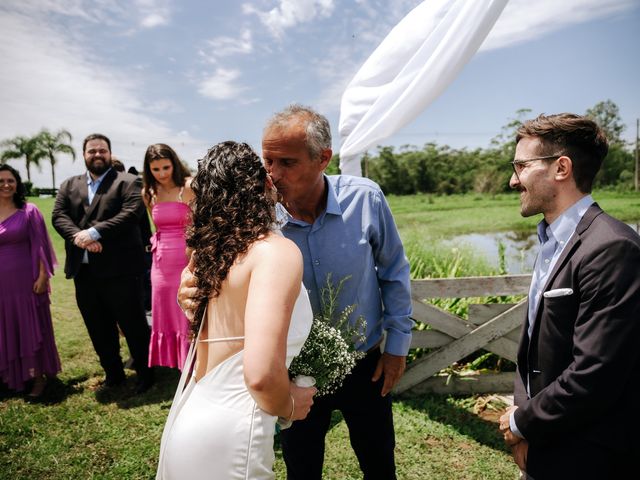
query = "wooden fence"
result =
(396, 274, 531, 396)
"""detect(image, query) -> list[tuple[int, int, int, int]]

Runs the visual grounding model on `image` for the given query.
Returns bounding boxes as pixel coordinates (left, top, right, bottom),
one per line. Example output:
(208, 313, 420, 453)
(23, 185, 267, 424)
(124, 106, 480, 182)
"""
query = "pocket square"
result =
(543, 288, 573, 298)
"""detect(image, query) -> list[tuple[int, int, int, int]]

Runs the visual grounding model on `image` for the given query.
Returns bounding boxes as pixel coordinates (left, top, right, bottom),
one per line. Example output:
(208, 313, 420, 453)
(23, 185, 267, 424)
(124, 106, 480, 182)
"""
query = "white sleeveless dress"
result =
(156, 285, 312, 480)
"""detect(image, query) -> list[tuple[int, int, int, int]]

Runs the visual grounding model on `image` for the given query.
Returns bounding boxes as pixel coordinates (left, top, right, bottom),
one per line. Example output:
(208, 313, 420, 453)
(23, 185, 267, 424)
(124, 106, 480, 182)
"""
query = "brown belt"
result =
(366, 338, 383, 354)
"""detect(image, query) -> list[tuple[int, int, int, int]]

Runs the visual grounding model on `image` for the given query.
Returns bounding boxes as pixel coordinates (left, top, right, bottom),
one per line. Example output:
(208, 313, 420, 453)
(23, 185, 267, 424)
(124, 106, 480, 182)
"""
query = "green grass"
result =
(3, 190, 638, 479)
(387, 190, 640, 240)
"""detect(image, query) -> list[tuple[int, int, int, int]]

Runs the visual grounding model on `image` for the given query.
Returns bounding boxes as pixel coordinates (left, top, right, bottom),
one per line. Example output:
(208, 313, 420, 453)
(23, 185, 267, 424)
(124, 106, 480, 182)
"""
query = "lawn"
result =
(386, 189, 640, 240)
(2, 190, 637, 479)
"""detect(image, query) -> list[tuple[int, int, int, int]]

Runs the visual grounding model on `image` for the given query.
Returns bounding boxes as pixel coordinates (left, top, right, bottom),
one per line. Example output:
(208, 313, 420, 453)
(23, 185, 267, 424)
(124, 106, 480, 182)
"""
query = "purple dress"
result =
(0, 203, 60, 391)
(148, 201, 191, 370)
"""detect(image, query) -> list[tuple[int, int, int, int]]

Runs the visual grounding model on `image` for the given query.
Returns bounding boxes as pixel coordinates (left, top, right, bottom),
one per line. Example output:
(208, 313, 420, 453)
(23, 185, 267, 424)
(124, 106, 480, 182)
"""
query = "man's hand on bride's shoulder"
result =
(290, 382, 317, 421)
(178, 251, 198, 321)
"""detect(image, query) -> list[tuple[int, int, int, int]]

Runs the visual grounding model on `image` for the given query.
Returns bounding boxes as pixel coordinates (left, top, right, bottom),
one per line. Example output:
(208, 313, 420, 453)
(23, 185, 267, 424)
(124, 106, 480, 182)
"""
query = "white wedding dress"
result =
(156, 285, 312, 480)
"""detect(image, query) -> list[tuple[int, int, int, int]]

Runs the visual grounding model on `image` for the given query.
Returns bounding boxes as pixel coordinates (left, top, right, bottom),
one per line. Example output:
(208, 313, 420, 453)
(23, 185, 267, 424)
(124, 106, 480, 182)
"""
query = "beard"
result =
(86, 157, 111, 176)
(517, 185, 552, 218)
(518, 191, 539, 218)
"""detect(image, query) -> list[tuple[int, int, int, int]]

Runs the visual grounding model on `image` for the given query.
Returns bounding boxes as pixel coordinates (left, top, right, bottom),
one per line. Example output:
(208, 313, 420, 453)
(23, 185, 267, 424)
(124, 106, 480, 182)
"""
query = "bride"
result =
(156, 141, 316, 479)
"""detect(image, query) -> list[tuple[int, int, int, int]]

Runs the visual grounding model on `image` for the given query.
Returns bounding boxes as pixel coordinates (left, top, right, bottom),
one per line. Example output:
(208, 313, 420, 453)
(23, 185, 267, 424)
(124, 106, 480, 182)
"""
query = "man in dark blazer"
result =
(498, 114, 640, 479)
(52, 133, 153, 394)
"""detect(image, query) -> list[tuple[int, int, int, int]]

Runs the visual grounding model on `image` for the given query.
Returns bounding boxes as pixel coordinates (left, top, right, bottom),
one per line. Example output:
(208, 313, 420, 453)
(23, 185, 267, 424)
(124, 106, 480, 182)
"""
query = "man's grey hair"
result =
(264, 104, 331, 160)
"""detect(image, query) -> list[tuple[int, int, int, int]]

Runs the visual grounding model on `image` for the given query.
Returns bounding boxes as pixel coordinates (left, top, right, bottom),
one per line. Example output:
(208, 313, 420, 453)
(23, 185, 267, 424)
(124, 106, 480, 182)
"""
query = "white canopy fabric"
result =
(338, 0, 509, 176)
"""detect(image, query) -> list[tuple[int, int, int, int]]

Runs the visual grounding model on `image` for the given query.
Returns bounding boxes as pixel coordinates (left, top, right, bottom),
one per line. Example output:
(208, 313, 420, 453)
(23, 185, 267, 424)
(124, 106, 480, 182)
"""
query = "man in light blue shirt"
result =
(276, 175, 412, 356)
(178, 105, 413, 478)
(79, 168, 110, 261)
(524, 194, 594, 344)
(263, 104, 412, 480)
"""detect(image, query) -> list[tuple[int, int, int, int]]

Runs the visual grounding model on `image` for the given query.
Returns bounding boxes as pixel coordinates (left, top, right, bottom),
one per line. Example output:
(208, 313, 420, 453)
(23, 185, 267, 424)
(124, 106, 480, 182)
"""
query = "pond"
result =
(445, 221, 640, 274)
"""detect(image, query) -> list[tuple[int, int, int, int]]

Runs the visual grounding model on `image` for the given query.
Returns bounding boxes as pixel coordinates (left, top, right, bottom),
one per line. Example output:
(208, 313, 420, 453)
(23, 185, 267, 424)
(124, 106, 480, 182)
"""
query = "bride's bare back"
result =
(192, 249, 252, 382)
(193, 232, 302, 408)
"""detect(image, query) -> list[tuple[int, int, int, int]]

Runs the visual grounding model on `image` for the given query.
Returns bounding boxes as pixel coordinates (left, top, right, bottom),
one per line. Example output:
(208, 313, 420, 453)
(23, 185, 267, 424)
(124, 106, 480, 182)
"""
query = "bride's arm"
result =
(243, 236, 314, 419)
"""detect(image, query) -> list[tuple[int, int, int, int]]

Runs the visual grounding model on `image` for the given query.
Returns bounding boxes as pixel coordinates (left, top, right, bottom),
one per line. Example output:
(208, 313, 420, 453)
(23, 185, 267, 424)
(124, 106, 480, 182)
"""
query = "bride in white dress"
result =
(156, 141, 316, 480)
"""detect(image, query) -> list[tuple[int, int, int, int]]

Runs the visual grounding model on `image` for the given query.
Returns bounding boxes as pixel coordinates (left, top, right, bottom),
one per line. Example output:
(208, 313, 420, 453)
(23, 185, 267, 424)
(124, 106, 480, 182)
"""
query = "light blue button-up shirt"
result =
(277, 175, 413, 356)
(510, 194, 594, 438)
(82, 169, 111, 263)
(527, 194, 594, 338)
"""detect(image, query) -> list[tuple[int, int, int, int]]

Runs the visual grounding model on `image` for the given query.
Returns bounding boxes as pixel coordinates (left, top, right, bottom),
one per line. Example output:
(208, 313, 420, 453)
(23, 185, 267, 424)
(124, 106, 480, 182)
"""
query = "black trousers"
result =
(74, 265, 151, 383)
(525, 440, 633, 479)
(281, 348, 396, 480)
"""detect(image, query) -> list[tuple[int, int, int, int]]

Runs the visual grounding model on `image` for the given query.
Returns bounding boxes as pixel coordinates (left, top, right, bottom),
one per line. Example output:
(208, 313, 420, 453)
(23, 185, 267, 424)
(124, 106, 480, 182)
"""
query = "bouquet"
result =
(288, 275, 367, 397)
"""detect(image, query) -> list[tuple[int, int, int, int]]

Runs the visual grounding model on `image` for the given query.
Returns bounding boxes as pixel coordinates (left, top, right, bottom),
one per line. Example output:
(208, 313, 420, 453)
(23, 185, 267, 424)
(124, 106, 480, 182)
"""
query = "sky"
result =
(1, 0, 639, 187)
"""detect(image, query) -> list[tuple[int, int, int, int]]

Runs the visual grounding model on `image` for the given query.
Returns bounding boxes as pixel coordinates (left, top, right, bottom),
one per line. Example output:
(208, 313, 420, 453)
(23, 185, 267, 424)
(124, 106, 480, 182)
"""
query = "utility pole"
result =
(636, 118, 640, 192)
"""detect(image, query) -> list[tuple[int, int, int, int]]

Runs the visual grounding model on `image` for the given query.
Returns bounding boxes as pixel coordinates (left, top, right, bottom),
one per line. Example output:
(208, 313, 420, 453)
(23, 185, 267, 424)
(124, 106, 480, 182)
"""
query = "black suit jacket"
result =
(52, 169, 146, 279)
(513, 204, 640, 474)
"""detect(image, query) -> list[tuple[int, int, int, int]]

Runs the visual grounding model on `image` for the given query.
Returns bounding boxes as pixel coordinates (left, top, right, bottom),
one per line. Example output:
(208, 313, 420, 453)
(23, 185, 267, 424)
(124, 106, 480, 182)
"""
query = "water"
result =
(445, 221, 640, 275)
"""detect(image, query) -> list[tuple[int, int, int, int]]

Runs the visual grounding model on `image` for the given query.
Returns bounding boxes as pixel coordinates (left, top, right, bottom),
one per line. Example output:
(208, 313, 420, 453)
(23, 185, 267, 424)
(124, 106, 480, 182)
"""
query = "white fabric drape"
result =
(338, 0, 509, 176)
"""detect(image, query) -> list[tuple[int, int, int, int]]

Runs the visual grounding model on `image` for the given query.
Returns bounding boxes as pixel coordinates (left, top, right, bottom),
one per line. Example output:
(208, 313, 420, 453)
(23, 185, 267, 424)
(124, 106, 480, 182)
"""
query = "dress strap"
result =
(178, 186, 184, 202)
(199, 336, 244, 343)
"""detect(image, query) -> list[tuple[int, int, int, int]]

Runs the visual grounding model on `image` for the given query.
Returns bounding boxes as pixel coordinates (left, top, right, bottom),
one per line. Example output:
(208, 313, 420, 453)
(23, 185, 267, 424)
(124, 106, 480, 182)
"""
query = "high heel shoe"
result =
(27, 375, 47, 398)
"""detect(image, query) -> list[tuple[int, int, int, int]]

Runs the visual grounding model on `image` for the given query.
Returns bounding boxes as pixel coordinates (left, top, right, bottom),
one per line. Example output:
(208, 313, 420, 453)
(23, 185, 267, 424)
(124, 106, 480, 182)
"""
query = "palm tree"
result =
(0, 135, 46, 183)
(38, 129, 76, 188)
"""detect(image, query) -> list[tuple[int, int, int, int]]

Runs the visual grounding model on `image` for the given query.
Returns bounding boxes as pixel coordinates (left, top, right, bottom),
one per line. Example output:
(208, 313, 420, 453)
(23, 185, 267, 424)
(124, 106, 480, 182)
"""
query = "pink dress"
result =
(148, 199, 191, 369)
(0, 203, 60, 391)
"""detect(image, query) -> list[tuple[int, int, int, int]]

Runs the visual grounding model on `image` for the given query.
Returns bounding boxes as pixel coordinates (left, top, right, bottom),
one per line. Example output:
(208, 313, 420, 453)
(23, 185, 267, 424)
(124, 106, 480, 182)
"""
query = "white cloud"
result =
(136, 0, 171, 29)
(197, 68, 247, 100)
(143, 99, 184, 114)
(140, 13, 168, 28)
(196, 29, 254, 92)
(481, 0, 636, 51)
(0, 0, 124, 25)
(202, 29, 253, 62)
(1, 0, 171, 30)
(0, 9, 201, 186)
(243, 0, 336, 38)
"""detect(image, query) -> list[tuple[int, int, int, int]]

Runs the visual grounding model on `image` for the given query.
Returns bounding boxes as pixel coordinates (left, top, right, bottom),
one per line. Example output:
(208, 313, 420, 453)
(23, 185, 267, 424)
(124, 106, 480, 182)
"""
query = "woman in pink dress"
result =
(0, 164, 60, 397)
(143, 144, 194, 370)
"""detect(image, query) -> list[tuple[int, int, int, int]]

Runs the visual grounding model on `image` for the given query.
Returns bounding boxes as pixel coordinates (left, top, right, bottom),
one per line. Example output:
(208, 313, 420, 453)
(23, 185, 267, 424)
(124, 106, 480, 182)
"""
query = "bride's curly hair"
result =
(186, 141, 276, 338)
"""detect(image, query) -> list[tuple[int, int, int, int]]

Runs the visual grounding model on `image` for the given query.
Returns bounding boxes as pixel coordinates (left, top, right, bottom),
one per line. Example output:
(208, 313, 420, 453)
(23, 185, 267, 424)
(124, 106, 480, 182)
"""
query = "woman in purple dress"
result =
(142, 144, 194, 370)
(0, 164, 60, 397)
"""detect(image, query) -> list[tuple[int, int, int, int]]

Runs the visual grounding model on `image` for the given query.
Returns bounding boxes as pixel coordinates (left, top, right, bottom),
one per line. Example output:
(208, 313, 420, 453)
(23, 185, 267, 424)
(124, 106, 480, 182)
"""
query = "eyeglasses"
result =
(510, 155, 560, 180)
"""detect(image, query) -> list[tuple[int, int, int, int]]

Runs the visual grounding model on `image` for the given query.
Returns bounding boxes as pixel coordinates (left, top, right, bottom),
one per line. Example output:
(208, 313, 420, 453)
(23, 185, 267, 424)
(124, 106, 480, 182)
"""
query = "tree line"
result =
(0, 129, 75, 192)
(1, 100, 635, 196)
(327, 100, 636, 195)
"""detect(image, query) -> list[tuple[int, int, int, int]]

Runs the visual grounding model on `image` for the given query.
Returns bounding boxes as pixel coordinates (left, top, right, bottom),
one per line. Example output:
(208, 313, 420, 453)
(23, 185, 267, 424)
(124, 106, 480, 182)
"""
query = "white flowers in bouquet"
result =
(289, 275, 367, 397)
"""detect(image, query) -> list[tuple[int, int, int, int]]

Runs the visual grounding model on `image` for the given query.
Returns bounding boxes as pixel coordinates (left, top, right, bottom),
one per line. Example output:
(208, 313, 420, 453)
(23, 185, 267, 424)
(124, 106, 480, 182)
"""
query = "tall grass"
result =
(405, 240, 497, 280)
(404, 237, 521, 371)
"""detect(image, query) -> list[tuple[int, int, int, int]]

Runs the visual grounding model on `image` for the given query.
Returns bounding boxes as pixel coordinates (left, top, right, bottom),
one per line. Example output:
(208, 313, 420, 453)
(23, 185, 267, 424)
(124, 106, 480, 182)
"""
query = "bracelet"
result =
(285, 393, 295, 422)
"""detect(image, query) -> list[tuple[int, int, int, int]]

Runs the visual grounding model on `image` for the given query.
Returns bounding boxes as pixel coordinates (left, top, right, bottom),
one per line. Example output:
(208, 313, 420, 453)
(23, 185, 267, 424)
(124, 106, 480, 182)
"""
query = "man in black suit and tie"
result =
(52, 133, 154, 394)
(498, 114, 640, 478)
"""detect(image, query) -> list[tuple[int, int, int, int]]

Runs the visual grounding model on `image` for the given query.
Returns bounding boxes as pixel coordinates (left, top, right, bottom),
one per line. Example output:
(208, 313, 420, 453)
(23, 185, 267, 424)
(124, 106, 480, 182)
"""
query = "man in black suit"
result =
(498, 114, 640, 478)
(52, 134, 153, 394)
